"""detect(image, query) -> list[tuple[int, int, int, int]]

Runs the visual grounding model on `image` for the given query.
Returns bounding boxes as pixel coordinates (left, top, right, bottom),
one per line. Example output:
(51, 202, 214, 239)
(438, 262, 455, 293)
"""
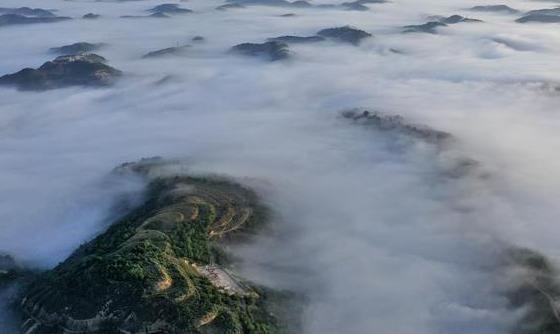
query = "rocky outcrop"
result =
(0, 54, 122, 91)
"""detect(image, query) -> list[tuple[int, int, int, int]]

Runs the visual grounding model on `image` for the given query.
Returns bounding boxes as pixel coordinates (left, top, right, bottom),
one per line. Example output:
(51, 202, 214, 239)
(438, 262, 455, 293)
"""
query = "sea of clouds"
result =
(1, 0, 560, 333)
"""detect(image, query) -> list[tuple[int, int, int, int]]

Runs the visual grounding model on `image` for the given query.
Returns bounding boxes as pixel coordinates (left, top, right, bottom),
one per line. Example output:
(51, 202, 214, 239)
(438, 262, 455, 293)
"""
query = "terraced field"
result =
(19, 163, 287, 334)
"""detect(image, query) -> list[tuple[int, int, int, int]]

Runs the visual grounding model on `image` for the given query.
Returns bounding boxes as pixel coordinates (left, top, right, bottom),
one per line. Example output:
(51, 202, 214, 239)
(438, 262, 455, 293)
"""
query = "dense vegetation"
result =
(20, 171, 293, 334)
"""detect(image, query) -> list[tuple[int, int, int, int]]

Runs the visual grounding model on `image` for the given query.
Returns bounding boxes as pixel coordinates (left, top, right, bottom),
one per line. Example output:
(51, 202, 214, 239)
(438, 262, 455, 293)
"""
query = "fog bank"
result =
(1, 0, 560, 333)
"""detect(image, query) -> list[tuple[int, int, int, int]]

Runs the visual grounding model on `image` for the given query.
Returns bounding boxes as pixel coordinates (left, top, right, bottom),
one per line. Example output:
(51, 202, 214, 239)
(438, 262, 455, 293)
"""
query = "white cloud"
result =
(1, 0, 560, 333)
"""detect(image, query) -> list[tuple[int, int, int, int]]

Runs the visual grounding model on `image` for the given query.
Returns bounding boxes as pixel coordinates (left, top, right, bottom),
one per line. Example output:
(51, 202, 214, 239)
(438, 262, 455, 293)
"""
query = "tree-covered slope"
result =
(20, 165, 292, 334)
